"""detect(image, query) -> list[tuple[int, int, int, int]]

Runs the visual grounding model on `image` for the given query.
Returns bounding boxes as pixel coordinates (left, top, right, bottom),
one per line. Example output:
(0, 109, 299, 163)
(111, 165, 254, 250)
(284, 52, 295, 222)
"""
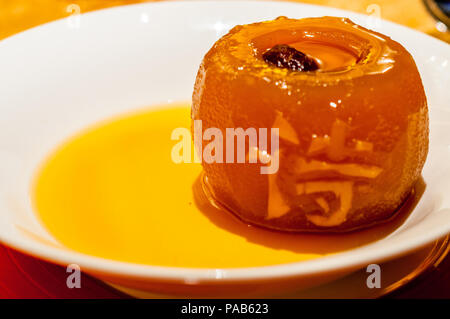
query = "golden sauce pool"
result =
(32, 104, 415, 268)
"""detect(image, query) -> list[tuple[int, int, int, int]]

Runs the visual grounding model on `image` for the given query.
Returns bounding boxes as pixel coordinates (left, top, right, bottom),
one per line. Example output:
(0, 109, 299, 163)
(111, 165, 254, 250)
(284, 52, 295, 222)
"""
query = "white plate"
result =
(0, 0, 449, 297)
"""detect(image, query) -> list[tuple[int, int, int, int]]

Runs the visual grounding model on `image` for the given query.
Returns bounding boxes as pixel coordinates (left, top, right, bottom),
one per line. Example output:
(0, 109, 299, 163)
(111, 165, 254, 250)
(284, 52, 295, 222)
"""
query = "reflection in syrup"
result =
(195, 174, 425, 254)
(247, 17, 397, 77)
(290, 41, 358, 71)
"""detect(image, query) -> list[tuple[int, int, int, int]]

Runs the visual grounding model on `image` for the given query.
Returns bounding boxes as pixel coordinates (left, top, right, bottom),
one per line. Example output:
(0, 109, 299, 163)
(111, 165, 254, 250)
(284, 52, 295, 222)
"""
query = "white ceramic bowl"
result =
(0, 0, 449, 297)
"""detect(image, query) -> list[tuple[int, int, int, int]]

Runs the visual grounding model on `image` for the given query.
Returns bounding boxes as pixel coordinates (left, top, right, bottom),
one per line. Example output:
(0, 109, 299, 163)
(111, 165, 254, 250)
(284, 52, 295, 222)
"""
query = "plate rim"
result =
(0, 0, 449, 283)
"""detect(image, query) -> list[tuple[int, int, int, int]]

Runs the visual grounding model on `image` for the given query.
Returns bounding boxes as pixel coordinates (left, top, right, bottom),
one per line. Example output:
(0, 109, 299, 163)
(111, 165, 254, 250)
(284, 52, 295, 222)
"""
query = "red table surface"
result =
(0, 244, 128, 299)
(1, 242, 450, 299)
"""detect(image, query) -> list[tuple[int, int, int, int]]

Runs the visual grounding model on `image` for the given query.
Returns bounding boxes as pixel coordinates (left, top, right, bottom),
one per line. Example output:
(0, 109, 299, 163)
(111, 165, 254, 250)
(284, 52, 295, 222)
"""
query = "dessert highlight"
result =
(192, 16, 428, 232)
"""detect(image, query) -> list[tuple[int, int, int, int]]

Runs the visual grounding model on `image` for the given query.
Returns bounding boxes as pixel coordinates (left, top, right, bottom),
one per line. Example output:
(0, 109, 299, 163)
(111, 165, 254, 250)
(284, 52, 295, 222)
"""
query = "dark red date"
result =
(262, 44, 319, 72)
